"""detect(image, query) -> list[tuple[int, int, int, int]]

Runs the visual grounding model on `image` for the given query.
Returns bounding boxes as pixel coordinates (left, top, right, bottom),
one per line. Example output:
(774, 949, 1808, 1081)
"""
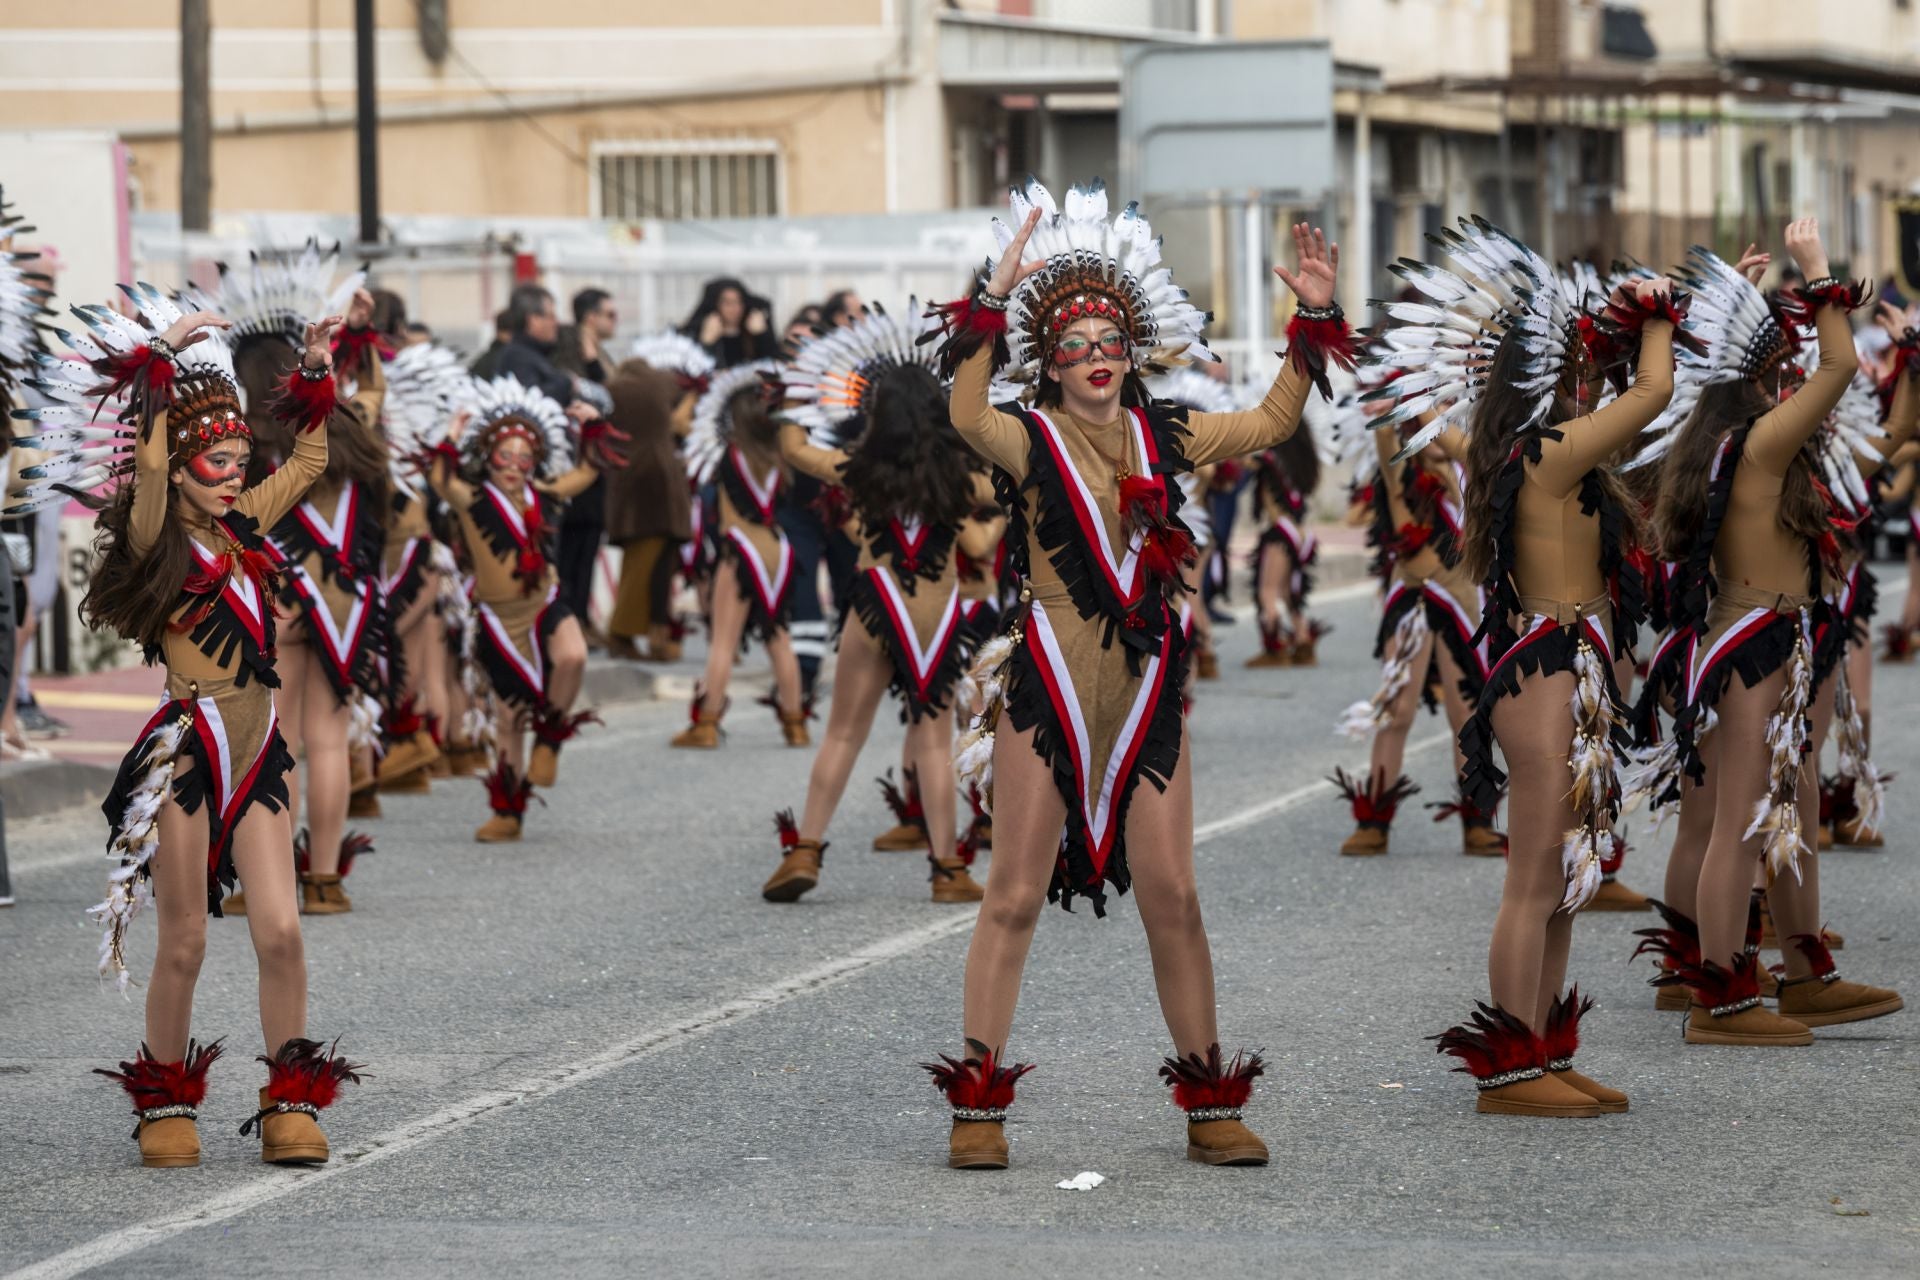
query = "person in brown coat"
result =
(605, 353, 700, 660)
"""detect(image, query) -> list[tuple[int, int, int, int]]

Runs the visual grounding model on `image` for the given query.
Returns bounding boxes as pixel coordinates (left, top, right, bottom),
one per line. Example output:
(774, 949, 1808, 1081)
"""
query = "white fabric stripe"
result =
(188, 536, 263, 629)
(726, 527, 792, 610)
(1422, 580, 1476, 646)
(1026, 601, 1094, 819)
(298, 480, 356, 550)
(871, 568, 960, 683)
(283, 562, 368, 671)
(1092, 635, 1164, 849)
(476, 597, 545, 694)
(1028, 408, 1142, 601)
(194, 695, 234, 816)
(382, 537, 427, 596)
(1687, 607, 1773, 703)
(731, 447, 780, 516)
(481, 481, 532, 543)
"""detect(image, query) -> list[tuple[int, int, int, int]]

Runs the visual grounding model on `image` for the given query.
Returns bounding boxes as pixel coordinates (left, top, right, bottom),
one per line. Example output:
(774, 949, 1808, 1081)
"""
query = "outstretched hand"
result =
(1875, 299, 1912, 338)
(302, 315, 345, 371)
(987, 207, 1047, 297)
(1733, 242, 1770, 285)
(1274, 222, 1338, 309)
(445, 409, 472, 444)
(346, 287, 375, 331)
(158, 310, 231, 352)
(1633, 275, 1676, 305)
(1783, 217, 1829, 282)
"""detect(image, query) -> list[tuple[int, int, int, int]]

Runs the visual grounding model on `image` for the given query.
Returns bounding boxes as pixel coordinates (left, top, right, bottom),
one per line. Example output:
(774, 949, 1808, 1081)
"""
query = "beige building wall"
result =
(1231, 0, 1512, 82)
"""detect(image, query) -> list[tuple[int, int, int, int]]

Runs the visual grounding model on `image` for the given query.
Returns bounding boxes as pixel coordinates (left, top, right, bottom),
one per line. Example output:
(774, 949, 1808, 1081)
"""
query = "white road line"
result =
(4, 736, 1405, 1280)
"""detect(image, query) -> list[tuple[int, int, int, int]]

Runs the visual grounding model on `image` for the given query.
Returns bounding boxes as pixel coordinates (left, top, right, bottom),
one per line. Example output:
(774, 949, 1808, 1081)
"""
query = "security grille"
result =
(593, 141, 783, 221)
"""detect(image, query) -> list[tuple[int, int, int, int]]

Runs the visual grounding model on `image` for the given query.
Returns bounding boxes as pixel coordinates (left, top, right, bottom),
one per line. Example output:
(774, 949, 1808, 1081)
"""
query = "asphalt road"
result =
(2, 572, 1915, 1279)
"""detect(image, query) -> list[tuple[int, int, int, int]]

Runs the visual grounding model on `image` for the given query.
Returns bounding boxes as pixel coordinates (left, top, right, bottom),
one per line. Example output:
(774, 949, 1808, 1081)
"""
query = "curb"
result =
(0, 756, 118, 823)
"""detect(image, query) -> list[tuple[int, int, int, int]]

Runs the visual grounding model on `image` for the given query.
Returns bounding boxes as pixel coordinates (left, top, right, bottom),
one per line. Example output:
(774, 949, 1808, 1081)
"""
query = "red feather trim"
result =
(276, 367, 337, 433)
(965, 782, 989, 824)
(1790, 933, 1838, 979)
(1792, 277, 1869, 319)
(953, 829, 980, 868)
(1631, 897, 1702, 984)
(94, 1038, 224, 1111)
(293, 826, 311, 875)
(1431, 1003, 1540, 1080)
(337, 831, 375, 877)
(532, 704, 601, 747)
(1745, 889, 1767, 953)
(774, 808, 799, 850)
(580, 418, 630, 470)
(1599, 834, 1626, 877)
(1117, 473, 1166, 520)
(1882, 623, 1912, 659)
(921, 1046, 1034, 1111)
(259, 1037, 365, 1112)
(330, 325, 391, 371)
(1139, 524, 1196, 583)
(1158, 1043, 1264, 1111)
(1541, 986, 1594, 1065)
(1821, 774, 1858, 826)
(384, 694, 426, 740)
(1389, 522, 1432, 556)
(924, 293, 1011, 379)
(1284, 311, 1356, 402)
(810, 483, 854, 528)
(875, 768, 926, 828)
(1427, 784, 1500, 825)
(482, 761, 535, 816)
(1330, 767, 1418, 826)
(97, 343, 181, 436)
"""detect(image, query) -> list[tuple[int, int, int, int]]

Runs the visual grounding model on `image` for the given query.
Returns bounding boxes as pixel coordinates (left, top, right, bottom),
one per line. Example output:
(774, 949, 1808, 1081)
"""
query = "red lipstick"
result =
(1088, 369, 1113, 387)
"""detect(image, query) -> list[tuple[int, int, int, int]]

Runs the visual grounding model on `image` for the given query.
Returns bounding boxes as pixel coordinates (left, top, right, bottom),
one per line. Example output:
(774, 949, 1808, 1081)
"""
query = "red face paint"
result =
(490, 447, 534, 474)
(186, 450, 246, 487)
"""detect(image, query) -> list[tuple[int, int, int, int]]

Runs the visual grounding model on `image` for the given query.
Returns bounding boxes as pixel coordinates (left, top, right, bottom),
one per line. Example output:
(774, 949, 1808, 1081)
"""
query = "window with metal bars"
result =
(593, 143, 783, 221)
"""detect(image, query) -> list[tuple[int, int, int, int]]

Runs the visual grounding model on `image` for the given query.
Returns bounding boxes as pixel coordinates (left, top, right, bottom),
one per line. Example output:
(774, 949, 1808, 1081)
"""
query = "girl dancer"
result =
(1245, 404, 1325, 667)
(759, 304, 996, 904)
(670, 362, 810, 749)
(925, 182, 1343, 1169)
(1371, 218, 1678, 1116)
(426, 376, 609, 841)
(10, 292, 361, 1167)
(1641, 226, 1904, 1044)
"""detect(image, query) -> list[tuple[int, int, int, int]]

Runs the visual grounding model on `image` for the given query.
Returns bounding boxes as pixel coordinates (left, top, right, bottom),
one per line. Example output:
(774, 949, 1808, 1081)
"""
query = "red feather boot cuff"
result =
(95, 1038, 224, 1135)
(1160, 1044, 1271, 1164)
(922, 1044, 1035, 1121)
(239, 1038, 364, 1165)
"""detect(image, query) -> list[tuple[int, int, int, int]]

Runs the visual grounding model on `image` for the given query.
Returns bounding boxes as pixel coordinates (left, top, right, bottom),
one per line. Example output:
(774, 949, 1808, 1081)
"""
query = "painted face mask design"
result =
(186, 450, 247, 487)
(1052, 331, 1129, 368)
(490, 448, 534, 474)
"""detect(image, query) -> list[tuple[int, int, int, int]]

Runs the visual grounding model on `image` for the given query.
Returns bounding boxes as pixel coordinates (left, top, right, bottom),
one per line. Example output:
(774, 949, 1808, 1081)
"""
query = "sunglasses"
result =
(1052, 332, 1129, 367)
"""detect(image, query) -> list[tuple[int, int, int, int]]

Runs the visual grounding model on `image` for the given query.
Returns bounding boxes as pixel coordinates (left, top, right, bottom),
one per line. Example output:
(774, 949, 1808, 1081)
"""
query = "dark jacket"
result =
(604, 359, 692, 544)
(496, 333, 575, 407)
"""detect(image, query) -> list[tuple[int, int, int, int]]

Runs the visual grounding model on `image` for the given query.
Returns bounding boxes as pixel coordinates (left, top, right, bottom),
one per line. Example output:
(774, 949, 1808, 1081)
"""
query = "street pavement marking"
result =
(3, 734, 1440, 1280)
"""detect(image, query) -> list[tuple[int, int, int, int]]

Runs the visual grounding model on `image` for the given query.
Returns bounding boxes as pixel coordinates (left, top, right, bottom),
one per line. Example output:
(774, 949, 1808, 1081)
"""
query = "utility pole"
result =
(180, 0, 211, 232)
(355, 0, 380, 246)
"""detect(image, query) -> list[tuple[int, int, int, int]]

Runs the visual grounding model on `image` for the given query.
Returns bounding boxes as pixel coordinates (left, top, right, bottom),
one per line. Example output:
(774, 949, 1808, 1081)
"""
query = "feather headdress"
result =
(381, 341, 473, 488)
(1806, 340, 1888, 520)
(1145, 367, 1249, 416)
(7, 283, 243, 514)
(461, 373, 574, 478)
(1369, 215, 1584, 459)
(0, 187, 53, 401)
(213, 239, 364, 354)
(781, 300, 946, 448)
(989, 177, 1214, 384)
(627, 329, 717, 388)
(684, 359, 779, 486)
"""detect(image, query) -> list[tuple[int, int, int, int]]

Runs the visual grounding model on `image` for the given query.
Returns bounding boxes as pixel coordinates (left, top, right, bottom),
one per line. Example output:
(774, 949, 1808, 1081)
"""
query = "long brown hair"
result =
(1652, 377, 1827, 561)
(80, 479, 194, 648)
(235, 337, 296, 486)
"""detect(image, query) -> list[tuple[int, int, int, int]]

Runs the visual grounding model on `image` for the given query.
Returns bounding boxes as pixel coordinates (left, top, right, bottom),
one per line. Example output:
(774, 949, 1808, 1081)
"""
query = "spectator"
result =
(681, 276, 777, 368)
(553, 287, 621, 641)
(780, 307, 819, 360)
(603, 358, 693, 661)
(822, 289, 866, 328)
(470, 308, 515, 378)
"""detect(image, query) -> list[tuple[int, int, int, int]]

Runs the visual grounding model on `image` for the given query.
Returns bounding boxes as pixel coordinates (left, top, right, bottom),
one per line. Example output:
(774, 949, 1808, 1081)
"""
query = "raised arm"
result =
(1183, 362, 1313, 466)
(128, 406, 172, 557)
(950, 345, 1031, 478)
(535, 460, 601, 501)
(778, 421, 849, 485)
(1749, 221, 1860, 475)
(1860, 357, 1917, 478)
(234, 313, 339, 527)
(1530, 319, 1675, 497)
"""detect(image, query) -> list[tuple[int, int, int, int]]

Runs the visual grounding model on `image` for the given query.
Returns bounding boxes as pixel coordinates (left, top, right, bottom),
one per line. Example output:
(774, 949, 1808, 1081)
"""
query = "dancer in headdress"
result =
(1147, 368, 1244, 687)
(1632, 226, 1905, 1043)
(759, 303, 998, 904)
(923, 181, 1344, 1168)
(9, 289, 362, 1167)
(1368, 216, 1679, 1115)
(425, 375, 615, 840)
(668, 361, 810, 749)
(1243, 393, 1326, 668)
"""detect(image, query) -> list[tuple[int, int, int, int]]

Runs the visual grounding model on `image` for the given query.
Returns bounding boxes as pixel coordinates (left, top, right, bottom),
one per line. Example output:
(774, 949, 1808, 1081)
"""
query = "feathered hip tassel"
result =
(274, 366, 338, 433)
(1283, 307, 1355, 401)
(1431, 1003, 1543, 1089)
(1558, 633, 1620, 912)
(94, 1039, 224, 1132)
(1336, 605, 1427, 738)
(482, 762, 535, 817)
(92, 709, 191, 991)
(954, 633, 1016, 810)
(1159, 1044, 1265, 1118)
(921, 1041, 1034, 1120)
(1741, 623, 1813, 883)
(239, 1038, 365, 1137)
(923, 290, 1012, 379)
(1541, 987, 1595, 1071)
(533, 703, 601, 747)
(348, 691, 382, 758)
(876, 767, 926, 833)
(1631, 897, 1701, 990)
(1330, 767, 1417, 831)
(1831, 666, 1884, 840)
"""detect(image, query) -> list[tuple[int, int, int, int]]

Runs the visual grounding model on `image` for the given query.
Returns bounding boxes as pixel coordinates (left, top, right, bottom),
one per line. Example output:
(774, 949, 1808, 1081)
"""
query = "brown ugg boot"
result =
(1430, 787, 1506, 855)
(1655, 986, 1690, 1012)
(379, 767, 431, 795)
(347, 790, 383, 820)
(95, 1039, 223, 1168)
(606, 633, 644, 662)
(300, 872, 351, 915)
(1196, 648, 1220, 680)
(671, 709, 722, 748)
(1677, 954, 1813, 1045)
(1881, 622, 1913, 663)
(923, 1041, 1033, 1170)
(239, 1038, 363, 1165)
(779, 710, 812, 747)
(1542, 988, 1627, 1112)
(528, 704, 599, 786)
(1162, 1045, 1270, 1163)
(1582, 877, 1651, 912)
(443, 739, 485, 776)
(761, 810, 825, 902)
(1245, 620, 1290, 667)
(476, 762, 532, 843)
(929, 835, 986, 903)
(1774, 935, 1904, 1027)
(376, 732, 438, 785)
(1288, 625, 1322, 667)
(1434, 1002, 1601, 1117)
(873, 769, 931, 851)
(429, 749, 452, 778)
(223, 889, 249, 916)
(1333, 767, 1416, 856)
(1833, 817, 1884, 848)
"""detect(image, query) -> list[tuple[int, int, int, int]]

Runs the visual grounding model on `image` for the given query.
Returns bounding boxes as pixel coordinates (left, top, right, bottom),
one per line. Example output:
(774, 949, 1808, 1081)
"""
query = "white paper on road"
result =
(1056, 1171, 1107, 1191)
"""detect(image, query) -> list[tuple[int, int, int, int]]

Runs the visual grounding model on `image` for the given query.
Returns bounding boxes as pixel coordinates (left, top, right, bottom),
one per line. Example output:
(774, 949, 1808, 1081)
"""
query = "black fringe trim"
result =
(1671, 610, 1810, 787)
(1002, 625, 1188, 918)
(382, 539, 432, 624)
(1628, 629, 1690, 751)
(718, 536, 793, 646)
(276, 571, 388, 706)
(860, 519, 957, 592)
(844, 572, 973, 723)
(717, 460, 782, 531)
(474, 597, 571, 711)
(1373, 583, 1424, 661)
(1424, 592, 1490, 707)
(1250, 524, 1318, 609)
(269, 486, 387, 595)
(1459, 623, 1630, 816)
